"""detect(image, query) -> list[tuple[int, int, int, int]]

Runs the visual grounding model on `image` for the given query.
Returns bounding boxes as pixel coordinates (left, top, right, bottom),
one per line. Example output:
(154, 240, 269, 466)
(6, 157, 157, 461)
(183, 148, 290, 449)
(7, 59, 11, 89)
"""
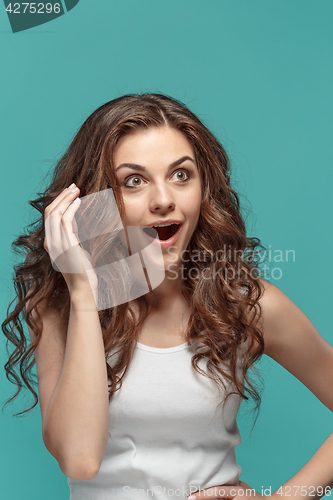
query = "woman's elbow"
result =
(42, 432, 101, 480)
(60, 457, 100, 480)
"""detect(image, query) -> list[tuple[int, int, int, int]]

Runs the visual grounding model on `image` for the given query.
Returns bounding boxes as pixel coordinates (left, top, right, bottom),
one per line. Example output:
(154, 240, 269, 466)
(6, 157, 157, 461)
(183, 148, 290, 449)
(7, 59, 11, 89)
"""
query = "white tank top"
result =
(67, 338, 247, 500)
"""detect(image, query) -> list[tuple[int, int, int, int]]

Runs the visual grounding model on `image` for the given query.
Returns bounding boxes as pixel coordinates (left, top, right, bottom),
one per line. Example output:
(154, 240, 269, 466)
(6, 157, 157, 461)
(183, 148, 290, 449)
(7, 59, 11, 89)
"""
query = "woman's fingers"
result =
(44, 184, 80, 258)
(59, 196, 81, 250)
(45, 184, 77, 219)
(58, 196, 94, 276)
(188, 482, 257, 500)
(55, 195, 84, 274)
(43, 184, 99, 295)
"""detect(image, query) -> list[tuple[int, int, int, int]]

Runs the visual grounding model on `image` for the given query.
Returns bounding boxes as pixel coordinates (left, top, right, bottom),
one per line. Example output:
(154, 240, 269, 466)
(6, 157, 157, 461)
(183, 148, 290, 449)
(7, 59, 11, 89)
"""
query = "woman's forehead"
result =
(114, 127, 195, 166)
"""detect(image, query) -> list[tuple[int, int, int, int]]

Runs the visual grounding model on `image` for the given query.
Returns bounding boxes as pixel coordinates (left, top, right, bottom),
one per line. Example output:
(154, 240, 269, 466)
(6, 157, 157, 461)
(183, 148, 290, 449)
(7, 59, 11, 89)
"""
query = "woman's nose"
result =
(149, 185, 175, 213)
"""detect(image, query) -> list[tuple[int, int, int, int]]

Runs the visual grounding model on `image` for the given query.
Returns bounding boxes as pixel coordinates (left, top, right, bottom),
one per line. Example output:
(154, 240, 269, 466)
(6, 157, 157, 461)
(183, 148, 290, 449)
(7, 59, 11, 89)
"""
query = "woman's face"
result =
(113, 126, 202, 273)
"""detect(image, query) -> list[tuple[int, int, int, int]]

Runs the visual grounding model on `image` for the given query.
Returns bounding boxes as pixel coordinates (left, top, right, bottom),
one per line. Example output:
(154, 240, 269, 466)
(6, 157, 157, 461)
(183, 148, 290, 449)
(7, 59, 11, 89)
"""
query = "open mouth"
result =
(143, 223, 181, 241)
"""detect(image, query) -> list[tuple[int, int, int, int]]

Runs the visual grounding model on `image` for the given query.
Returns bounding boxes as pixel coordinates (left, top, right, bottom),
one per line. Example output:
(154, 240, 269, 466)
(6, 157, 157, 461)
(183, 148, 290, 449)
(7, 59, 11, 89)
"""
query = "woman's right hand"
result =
(44, 183, 98, 297)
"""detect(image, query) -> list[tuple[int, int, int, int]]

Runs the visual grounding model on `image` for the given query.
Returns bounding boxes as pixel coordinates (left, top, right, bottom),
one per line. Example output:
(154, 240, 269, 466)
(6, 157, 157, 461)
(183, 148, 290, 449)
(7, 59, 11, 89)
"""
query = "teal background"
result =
(1, 1, 332, 499)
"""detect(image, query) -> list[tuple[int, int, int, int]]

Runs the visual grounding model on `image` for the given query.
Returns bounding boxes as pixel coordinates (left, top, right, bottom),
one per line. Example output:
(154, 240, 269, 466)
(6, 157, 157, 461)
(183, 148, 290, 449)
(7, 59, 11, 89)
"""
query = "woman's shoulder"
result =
(256, 278, 292, 319)
(247, 278, 304, 358)
(240, 278, 281, 313)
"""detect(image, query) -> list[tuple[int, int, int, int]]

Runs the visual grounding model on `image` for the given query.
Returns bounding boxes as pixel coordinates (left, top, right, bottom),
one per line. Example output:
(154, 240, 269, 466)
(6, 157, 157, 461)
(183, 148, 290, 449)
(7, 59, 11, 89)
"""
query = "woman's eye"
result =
(123, 176, 143, 188)
(172, 169, 190, 182)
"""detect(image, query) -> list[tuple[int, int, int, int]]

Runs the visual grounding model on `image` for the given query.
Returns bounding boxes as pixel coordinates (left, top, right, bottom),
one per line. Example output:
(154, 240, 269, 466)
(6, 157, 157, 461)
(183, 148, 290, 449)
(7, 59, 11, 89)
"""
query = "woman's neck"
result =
(147, 275, 186, 309)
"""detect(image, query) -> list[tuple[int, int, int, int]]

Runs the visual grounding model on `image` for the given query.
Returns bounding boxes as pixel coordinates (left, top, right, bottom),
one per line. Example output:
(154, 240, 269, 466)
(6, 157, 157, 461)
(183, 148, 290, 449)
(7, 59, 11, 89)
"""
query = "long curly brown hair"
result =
(2, 93, 268, 425)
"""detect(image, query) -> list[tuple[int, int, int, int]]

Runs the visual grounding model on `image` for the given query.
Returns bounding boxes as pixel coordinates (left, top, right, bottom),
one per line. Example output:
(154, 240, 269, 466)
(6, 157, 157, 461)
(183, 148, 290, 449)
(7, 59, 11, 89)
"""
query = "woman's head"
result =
(2, 93, 267, 425)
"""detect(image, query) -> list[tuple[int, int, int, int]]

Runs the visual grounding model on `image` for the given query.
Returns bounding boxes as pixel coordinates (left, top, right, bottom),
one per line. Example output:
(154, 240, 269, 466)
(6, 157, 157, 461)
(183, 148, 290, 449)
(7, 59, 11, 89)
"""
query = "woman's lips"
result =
(143, 224, 182, 249)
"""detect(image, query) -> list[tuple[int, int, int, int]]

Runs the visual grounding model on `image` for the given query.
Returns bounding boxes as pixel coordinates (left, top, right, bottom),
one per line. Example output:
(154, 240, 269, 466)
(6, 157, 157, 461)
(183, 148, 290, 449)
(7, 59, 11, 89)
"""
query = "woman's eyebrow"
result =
(115, 155, 195, 172)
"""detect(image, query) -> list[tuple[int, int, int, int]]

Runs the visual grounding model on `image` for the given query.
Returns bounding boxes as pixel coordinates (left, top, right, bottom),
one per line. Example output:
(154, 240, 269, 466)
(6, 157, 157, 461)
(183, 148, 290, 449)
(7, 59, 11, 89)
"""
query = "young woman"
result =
(2, 93, 333, 500)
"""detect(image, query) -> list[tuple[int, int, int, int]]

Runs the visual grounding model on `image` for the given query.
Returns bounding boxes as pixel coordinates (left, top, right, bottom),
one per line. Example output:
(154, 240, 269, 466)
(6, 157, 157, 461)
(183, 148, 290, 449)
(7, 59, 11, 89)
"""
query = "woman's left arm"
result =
(254, 279, 333, 500)
(188, 279, 333, 500)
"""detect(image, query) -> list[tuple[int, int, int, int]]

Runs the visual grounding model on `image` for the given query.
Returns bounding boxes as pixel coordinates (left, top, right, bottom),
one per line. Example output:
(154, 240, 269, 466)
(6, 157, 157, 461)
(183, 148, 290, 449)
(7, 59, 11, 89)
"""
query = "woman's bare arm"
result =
(39, 288, 109, 480)
(256, 279, 333, 499)
(27, 285, 109, 482)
